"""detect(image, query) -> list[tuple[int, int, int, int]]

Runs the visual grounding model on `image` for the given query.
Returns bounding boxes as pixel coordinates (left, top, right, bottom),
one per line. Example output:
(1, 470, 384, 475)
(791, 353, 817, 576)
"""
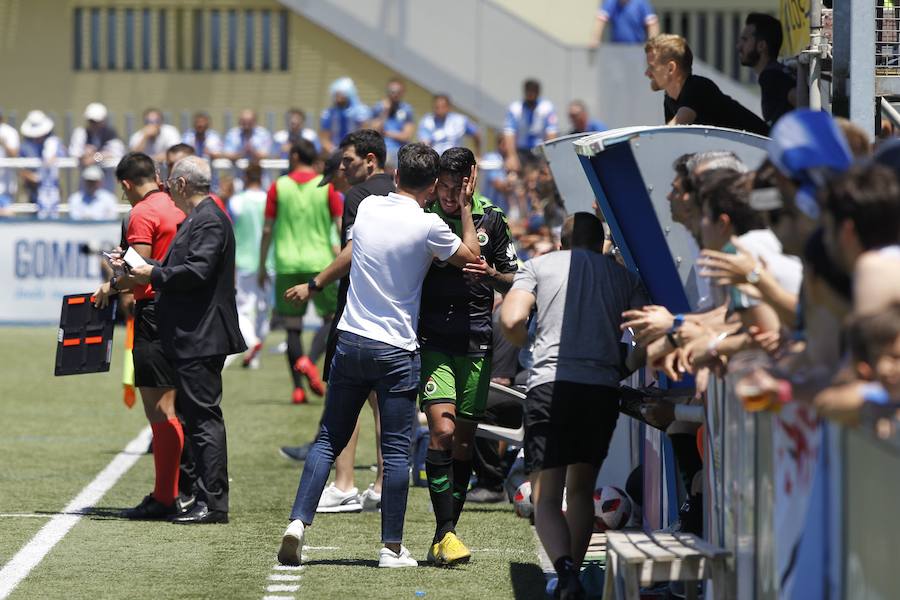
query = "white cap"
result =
(20, 110, 54, 138)
(82, 165, 104, 181)
(84, 102, 108, 122)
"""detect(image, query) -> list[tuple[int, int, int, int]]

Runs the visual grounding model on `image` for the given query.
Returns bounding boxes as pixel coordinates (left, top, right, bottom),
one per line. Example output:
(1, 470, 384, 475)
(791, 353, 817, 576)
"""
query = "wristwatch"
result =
(308, 277, 321, 293)
(668, 313, 685, 334)
(110, 276, 121, 291)
(746, 267, 761, 285)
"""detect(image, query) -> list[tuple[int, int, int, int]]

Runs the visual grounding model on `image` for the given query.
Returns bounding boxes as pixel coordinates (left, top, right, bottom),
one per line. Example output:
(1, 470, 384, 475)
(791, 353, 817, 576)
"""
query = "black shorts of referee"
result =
(523, 381, 619, 474)
(133, 299, 177, 389)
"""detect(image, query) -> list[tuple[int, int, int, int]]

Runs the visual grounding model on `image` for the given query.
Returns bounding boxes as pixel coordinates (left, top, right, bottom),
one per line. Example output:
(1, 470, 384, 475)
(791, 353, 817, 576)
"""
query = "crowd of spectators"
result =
(0, 76, 605, 263)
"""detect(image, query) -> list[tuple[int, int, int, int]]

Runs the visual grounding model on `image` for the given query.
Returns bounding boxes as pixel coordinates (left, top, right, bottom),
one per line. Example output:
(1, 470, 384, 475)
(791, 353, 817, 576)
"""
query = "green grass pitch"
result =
(0, 327, 546, 599)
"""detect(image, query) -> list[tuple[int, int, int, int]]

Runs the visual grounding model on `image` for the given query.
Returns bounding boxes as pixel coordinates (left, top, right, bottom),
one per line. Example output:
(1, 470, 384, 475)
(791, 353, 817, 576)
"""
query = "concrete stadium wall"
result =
(0, 0, 440, 141)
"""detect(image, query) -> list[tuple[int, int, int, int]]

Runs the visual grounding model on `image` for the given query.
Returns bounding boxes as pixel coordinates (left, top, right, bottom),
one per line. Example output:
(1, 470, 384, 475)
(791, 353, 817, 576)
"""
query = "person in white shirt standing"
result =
(276, 143, 481, 568)
(129, 108, 181, 164)
(0, 110, 20, 209)
(67, 165, 119, 220)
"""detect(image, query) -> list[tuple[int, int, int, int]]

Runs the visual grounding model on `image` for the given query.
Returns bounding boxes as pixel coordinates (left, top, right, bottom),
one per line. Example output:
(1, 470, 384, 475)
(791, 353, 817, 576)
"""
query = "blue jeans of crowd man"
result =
(290, 331, 420, 543)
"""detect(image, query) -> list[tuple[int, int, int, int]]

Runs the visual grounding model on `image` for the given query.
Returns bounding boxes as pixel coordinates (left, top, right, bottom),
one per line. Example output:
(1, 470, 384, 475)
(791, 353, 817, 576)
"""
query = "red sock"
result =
(150, 418, 184, 506)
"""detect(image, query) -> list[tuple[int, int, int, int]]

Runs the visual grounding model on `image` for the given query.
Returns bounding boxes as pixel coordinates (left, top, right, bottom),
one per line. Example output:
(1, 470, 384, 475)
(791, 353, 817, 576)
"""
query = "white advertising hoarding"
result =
(0, 220, 121, 324)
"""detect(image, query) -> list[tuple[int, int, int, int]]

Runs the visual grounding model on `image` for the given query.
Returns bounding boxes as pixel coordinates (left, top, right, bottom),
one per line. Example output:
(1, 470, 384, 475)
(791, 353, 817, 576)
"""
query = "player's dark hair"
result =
(561, 212, 605, 251)
(821, 164, 900, 250)
(397, 143, 439, 192)
(115, 152, 157, 184)
(847, 303, 900, 367)
(697, 169, 764, 235)
(245, 161, 263, 185)
(290, 139, 318, 167)
(439, 147, 476, 178)
(746, 13, 784, 58)
(673, 153, 694, 188)
(339, 129, 386, 168)
(166, 143, 195, 157)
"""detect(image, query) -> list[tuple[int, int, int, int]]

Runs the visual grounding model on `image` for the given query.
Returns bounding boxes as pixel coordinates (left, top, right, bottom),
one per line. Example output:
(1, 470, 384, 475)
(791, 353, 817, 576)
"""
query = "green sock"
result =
(425, 448, 455, 544)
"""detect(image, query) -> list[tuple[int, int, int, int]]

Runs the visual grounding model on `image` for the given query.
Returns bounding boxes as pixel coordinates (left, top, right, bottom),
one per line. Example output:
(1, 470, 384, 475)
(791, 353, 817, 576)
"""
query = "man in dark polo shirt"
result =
(644, 34, 769, 136)
(737, 13, 797, 128)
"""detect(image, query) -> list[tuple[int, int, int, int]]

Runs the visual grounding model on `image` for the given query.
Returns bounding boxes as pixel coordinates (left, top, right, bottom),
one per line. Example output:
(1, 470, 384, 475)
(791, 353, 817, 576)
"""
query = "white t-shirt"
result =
(0, 122, 20, 198)
(338, 192, 462, 350)
(129, 124, 181, 157)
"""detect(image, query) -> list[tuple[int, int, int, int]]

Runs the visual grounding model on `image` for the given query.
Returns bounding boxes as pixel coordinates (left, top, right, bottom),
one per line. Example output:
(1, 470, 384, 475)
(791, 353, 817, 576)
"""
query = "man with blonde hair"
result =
(644, 34, 768, 135)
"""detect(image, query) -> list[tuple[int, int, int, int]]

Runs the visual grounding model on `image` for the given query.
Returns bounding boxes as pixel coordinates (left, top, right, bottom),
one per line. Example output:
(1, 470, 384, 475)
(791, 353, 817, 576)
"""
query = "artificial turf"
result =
(0, 327, 545, 599)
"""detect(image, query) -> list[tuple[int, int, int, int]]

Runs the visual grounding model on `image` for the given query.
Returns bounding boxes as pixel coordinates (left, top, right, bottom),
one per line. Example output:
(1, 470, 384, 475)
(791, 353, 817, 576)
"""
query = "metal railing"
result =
(0, 156, 290, 217)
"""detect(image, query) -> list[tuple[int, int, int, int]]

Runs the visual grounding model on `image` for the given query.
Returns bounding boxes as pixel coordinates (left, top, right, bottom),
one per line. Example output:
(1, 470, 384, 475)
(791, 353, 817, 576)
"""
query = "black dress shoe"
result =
(170, 503, 228, 524)
(123, 494, 176, 520)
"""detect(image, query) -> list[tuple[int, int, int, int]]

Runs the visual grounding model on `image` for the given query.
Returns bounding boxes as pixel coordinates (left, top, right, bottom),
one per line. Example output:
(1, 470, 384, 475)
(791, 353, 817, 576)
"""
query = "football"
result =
(513, 481, 533, 519)
(593, 486, 632, 531)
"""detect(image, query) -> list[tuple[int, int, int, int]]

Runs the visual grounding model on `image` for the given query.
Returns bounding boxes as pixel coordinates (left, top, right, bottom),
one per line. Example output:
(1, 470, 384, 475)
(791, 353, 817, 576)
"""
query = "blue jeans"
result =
(290, 331, 420, 543)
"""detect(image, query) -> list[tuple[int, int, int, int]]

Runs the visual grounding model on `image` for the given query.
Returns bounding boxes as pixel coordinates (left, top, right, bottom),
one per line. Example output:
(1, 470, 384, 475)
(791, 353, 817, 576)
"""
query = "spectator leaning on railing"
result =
(129, 108, 181, 164)
(644, 34, 769, 136)
(19, 110, 65, 219)
(69, 102, 125, 170)
(182, 111, 224, 160)
(0, 109, 20, 209)
(67, 165, 119, 221)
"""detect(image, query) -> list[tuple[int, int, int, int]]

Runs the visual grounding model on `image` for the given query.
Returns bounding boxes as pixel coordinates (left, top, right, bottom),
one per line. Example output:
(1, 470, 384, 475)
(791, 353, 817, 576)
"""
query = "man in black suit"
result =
(129, 155, 246, 524)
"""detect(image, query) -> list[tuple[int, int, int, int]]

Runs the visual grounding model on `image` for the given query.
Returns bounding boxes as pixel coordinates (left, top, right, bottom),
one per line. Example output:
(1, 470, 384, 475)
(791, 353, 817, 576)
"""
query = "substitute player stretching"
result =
(420, 148, 518, 565)
(259, 140, 343, 404)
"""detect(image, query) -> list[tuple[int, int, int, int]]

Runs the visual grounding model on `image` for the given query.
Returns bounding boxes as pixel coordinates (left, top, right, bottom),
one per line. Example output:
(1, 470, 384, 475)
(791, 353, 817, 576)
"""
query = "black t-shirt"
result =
(664, 75, 769, 136)
(335, 172, 396, 311)
(418, 197, 518, 357)
(758, 61, 796, 128)
(340, 172, 396, 247)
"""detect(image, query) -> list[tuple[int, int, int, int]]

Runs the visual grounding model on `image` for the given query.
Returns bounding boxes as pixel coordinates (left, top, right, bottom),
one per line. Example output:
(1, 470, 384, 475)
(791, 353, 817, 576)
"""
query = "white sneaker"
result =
(359, 484, 382, 512)
(316, 483, 363, 513)
(378, 545, 418, 568)
(277, 520, 305, 566)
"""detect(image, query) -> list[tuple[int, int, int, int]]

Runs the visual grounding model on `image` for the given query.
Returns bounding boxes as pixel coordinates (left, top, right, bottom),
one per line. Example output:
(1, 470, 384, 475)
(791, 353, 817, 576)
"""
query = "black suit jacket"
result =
(150, 197, 246, 360)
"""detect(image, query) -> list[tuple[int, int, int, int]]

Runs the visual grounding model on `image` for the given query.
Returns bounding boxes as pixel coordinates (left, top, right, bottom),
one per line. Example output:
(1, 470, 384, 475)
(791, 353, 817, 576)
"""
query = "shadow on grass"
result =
(303, 558, 380, 568)
(33, 507, 131, 520)
(464, 506, 514, 514)
(510, 562, 547, 600)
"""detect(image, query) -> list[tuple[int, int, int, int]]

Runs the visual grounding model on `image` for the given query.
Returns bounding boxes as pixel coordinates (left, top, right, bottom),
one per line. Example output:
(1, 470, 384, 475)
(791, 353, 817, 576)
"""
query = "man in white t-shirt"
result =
(276, 143, 481, 569)
(129, 108, 181, 164)
(0, 110, 21, 208)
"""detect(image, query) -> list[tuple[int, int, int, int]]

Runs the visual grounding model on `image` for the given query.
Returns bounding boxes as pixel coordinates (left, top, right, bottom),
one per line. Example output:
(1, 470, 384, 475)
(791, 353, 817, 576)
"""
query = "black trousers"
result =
(174, 355, 229, 513)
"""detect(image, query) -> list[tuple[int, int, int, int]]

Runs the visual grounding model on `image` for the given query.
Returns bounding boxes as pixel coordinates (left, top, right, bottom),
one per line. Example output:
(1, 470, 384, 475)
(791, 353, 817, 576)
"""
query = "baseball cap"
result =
(82, 165, 104, 181)
(318, 150, 342, 187)
(84, 102, 108, 122)
(767, 109, 852, 220)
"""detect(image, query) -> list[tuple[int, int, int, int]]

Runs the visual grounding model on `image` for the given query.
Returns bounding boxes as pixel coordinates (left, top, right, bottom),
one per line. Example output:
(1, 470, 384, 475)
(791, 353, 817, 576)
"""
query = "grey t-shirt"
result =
(512, 249, 648, 391)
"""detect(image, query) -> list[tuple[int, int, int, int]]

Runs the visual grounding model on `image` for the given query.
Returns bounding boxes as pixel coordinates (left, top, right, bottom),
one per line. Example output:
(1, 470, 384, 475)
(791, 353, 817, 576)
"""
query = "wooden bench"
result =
(602, 531, 730, 600)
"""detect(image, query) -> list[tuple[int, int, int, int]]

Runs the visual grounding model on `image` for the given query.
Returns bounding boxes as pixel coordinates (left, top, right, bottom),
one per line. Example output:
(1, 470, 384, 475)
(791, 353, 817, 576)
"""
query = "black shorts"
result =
(133, 300, 176, 389)
(524, 381, 620, 474)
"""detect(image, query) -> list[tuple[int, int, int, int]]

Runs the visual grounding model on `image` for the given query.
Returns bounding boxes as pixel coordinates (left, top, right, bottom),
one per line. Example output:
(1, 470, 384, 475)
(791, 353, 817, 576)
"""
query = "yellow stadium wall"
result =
(0, 0, 439, 138)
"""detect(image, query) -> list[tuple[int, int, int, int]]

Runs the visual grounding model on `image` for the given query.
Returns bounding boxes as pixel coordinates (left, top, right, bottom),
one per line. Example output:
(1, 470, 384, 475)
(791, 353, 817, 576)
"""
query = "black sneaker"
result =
(174, 494, 196, 515)
(280, 443, 313, 462)
(466, 487, 507, 504)
(122, 495, 176, 520)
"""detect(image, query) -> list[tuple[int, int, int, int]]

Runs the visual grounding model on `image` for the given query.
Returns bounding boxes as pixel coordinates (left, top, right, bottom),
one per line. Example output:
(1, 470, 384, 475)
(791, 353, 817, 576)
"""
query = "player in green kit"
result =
(259, 139, 344, 404)
(420, 147, 519, 565)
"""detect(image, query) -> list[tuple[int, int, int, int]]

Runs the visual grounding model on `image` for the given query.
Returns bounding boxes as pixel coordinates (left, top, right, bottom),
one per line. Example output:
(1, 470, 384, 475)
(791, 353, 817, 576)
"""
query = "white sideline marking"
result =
(267, 584, 300, 592)
(262, 596, 295, 600)
(0, 426, 153, 600)
(268, 574, 302, 582)
(272, 564, 304, 571)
